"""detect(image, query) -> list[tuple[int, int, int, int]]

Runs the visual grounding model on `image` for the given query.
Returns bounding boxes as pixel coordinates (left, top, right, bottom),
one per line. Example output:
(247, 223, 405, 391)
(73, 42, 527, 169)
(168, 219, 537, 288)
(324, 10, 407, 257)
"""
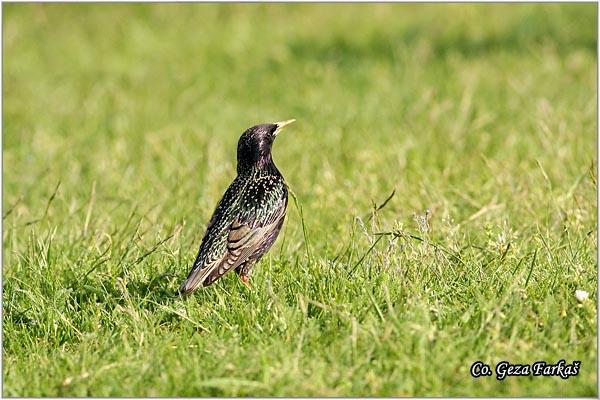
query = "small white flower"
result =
(575, 290, 589, 302)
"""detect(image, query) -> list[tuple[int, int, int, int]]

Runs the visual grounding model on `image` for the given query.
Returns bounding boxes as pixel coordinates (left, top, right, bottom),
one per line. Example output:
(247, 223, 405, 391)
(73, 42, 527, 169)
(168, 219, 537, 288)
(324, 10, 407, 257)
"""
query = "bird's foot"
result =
(240, 275, 252, 289)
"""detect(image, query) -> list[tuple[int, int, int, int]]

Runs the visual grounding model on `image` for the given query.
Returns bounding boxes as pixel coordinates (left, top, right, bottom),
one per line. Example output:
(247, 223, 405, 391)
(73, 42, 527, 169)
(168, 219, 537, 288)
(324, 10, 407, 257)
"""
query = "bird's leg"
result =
(240, 274, 252, 289)
(236, 260, 255, 289)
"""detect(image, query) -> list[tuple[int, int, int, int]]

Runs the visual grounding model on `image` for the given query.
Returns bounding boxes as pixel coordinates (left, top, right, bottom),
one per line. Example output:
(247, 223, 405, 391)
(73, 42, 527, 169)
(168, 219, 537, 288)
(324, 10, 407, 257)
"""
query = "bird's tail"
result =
(178, 265, 212, 294)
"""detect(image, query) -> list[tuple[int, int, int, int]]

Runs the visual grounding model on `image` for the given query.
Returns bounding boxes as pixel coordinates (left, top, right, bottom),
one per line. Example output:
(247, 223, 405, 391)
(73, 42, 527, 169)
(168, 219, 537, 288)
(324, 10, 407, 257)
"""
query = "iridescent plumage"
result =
(179, 120, 294, 293)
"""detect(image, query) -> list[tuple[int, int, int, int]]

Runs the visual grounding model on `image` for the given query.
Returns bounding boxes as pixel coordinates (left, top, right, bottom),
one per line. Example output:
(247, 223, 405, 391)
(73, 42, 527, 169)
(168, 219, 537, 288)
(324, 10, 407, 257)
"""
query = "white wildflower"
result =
(575, 290, 589, 302)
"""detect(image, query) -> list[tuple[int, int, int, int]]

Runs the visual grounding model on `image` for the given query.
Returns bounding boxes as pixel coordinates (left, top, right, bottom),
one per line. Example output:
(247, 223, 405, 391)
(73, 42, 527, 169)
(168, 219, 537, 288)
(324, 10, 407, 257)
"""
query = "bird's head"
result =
(236, 119, 295, 173)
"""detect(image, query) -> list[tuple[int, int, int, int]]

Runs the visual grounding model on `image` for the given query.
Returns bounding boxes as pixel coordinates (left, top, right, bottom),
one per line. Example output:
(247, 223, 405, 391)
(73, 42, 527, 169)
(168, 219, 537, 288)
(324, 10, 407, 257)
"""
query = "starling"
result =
(179, 119, 294, 294)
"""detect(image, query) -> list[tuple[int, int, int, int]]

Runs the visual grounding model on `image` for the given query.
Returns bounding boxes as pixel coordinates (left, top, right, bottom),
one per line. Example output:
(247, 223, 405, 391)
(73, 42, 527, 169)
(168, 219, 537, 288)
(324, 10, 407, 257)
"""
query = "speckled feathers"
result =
(179, 121, 293, 294)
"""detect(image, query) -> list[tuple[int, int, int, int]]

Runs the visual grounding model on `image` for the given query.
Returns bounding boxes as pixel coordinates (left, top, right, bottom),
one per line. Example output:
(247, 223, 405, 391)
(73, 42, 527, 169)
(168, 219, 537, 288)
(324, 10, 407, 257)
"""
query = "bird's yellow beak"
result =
(274, 119, 296, 136)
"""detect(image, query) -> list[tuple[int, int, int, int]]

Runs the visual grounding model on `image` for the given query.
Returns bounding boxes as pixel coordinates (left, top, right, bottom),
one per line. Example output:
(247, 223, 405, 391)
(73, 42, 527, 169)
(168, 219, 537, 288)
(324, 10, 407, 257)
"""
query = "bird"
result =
(179, 119, 294, 294)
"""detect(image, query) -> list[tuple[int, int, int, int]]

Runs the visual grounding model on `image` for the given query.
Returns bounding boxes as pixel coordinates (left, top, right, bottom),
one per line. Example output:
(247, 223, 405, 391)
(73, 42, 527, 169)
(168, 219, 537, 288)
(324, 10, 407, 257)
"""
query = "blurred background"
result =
(4, 4, 596, 226)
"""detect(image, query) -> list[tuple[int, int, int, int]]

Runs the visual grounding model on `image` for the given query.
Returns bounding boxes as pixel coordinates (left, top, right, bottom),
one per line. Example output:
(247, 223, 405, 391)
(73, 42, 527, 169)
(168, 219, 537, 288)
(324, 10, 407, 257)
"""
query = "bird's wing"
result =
(178, 238, 225, 293)
(202, 205, 286, 286)
(179, 182, 286, 293)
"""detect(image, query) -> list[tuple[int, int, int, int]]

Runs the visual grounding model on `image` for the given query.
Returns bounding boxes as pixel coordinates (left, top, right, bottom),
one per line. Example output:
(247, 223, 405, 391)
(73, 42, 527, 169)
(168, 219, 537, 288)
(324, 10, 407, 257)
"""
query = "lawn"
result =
(2, 3, 597, 397)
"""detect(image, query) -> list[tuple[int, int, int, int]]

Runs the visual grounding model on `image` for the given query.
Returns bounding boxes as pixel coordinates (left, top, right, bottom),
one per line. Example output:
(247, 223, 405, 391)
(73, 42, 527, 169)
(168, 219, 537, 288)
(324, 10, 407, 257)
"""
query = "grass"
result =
(2, 3, 597, 397)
